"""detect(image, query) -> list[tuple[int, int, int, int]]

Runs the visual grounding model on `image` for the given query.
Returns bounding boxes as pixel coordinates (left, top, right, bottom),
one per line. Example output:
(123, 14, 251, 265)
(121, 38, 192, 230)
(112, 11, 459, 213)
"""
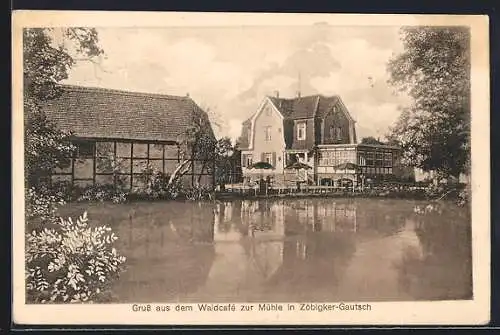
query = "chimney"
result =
(275, 91, 279, 98)
(186, 92, 190, 97)
(297, 91, 301, 98)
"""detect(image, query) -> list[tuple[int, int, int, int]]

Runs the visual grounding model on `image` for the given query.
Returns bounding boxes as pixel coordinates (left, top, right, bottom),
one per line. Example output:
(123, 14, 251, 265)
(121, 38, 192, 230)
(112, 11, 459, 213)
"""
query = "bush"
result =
(26, 211, 127, 303)
(457, 185, 470, 207)
(182, 184, 214, 201)
(75, 184, 128, 204)
(137, 165, 170, 199)
(50, 181, 74, 203)
(134, 163, 186, 200)
(25, 186, 66, 223)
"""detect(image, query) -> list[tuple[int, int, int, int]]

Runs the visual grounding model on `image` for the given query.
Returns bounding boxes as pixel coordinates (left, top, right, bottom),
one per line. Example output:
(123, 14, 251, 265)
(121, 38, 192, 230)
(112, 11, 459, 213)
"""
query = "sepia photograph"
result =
(12, 11, 489, 325)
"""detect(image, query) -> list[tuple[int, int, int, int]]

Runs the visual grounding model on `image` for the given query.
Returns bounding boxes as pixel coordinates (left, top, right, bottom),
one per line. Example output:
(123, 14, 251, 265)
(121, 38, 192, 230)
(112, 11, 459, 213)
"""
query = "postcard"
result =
(12, 10, 490, 325)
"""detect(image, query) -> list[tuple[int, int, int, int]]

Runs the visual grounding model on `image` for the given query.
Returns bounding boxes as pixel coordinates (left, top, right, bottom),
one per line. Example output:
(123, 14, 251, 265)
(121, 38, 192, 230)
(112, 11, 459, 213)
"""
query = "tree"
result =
(165, 104, 217, 189)
(23, 29, 128, 304)
(24, 28, 103, 190)
(360, 136, 385, 145)
(387, 27, 470, 179)
(214, 137, 240, 189)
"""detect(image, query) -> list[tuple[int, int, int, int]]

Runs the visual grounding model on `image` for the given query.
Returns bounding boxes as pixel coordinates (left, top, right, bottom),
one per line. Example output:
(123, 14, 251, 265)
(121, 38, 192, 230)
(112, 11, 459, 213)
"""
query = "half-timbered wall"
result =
(51, 139, 214, 192)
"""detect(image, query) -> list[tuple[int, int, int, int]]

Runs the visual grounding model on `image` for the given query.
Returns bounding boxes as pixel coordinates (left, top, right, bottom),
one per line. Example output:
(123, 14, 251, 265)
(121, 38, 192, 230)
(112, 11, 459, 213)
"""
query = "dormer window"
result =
(297, 122, 306, 140)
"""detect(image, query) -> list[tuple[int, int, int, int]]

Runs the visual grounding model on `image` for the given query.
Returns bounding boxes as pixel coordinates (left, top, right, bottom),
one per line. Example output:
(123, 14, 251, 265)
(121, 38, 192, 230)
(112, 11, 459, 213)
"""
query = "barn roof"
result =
(40, 85, 213, 142)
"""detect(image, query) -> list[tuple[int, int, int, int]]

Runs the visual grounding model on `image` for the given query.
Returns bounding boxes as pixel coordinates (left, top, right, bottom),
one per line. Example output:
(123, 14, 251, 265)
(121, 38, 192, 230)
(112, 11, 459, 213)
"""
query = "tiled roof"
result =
(315, 95, 340, 118)
(41, 85, 212, 142)
(269, 94, 339, 119)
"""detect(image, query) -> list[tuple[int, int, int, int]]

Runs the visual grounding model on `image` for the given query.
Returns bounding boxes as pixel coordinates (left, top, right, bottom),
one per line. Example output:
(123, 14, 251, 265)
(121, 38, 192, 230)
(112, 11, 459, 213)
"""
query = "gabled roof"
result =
(268, 95, 319, 119)
(40, 85, 213, 142)
(315, 95, 340, 118)
(268, 94, 344, 120)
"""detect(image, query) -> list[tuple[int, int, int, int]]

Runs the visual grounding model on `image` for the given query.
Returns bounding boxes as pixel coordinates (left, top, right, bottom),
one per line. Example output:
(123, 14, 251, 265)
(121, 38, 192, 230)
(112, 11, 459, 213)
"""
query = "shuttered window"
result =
(242, 154, 253, 167)
(263, 152, 273, 165)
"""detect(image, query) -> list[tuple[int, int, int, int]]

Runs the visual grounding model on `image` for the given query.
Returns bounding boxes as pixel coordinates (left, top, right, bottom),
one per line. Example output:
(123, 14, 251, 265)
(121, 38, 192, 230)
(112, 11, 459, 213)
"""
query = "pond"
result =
(58, 198, 472, 303)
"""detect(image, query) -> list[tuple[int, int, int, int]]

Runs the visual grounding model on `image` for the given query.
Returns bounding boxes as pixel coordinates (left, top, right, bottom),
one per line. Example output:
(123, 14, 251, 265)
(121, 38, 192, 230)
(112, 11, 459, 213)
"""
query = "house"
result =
(42, 84, 216, 192)
(237, 92, 402, 186)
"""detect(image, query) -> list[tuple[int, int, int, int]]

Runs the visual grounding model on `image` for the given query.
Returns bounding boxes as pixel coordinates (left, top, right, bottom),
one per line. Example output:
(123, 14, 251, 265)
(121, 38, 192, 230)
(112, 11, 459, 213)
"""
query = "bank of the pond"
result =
(214, 190, 430, 201)
(98, 189, 460, 203)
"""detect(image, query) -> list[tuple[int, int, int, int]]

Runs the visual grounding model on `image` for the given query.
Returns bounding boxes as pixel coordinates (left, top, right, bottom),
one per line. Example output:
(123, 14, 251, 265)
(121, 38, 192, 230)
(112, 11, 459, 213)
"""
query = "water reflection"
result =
(185, 198, 470, 302)
(59, 198, 471, 303)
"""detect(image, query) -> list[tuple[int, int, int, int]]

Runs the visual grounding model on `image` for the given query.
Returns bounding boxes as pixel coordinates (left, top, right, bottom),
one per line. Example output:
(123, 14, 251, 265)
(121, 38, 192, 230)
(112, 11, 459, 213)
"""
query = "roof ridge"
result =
(268, 93, 340, 101)
(58, 84, 191, 101)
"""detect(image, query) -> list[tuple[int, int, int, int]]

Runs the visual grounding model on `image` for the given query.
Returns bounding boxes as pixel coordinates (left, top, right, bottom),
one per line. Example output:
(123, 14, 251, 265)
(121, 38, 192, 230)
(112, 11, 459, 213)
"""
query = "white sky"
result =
(62, 25, 412, 142)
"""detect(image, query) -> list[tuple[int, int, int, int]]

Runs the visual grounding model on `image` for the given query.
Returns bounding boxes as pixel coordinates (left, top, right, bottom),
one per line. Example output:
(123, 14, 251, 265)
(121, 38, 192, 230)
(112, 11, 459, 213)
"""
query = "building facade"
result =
(42, 85, 216, 192)
(237, 92, 403, 186)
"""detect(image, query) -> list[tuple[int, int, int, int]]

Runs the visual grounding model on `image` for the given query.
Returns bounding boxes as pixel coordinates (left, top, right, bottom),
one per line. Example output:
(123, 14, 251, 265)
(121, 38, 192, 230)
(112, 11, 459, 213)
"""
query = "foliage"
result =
(24, 28, 103, 102)
(360, 136, 385, 145)
(423, 182, 448, 199)
(168, 103, 217, 187)
(24, 28, 103, 190)
(214, 137, 241, 186)
(24, 99, 76, 189)
(134, 163, 180, 199)
(25, 187, 66, 223)
(182, 184, 214, 201)
(456, 186, 470, 207)
(387, 27, 470, 179)
(76, 184, 128, 204)
(24, 29, 127, 304)
(26, 211, 126, 303)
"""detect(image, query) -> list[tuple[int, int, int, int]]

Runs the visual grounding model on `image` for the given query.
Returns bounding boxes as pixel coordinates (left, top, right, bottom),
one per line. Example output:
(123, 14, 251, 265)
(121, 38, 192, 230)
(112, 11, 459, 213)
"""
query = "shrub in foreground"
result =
(26, 211, 127, 303)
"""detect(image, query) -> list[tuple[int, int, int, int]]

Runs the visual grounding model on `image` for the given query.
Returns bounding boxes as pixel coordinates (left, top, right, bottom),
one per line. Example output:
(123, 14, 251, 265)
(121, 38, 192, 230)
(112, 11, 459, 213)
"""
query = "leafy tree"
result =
(23, 29, 128, 304)
(24, 28, 103, 189)
(360, 136, 385, 145)
(214, 137, 241, 188)
(387, 27, 470, 179)
(165, 104, 218, 189)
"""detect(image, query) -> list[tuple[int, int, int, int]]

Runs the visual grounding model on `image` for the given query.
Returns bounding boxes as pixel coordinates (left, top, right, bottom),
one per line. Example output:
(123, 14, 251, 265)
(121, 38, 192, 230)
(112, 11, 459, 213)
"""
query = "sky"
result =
(61, 25, 412, 142)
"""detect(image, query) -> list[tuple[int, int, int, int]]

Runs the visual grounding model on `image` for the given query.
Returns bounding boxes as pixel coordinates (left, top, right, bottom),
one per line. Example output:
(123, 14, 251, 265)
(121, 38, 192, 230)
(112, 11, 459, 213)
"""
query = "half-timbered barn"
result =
(42, 85, 216, 192)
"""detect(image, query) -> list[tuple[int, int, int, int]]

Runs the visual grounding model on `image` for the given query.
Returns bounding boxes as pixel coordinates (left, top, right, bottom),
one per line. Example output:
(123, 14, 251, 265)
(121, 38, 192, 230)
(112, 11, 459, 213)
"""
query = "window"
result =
(297, 122, 306, 140)
(384, 152, 392, 167)
(95, 142, 114, 158)
(335, 127, 342, 140)
(329, 126, 335, 139)
(242, 154, 253, 167)
(358, 151, 366, 166)
(264, 153, 273, 165)
(76, 141, 95, 158)
(366, 152, 375, 166)
(265, 107, 272, 116)
(375, 152, 384, 167)
(264, 126, 272, 141)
